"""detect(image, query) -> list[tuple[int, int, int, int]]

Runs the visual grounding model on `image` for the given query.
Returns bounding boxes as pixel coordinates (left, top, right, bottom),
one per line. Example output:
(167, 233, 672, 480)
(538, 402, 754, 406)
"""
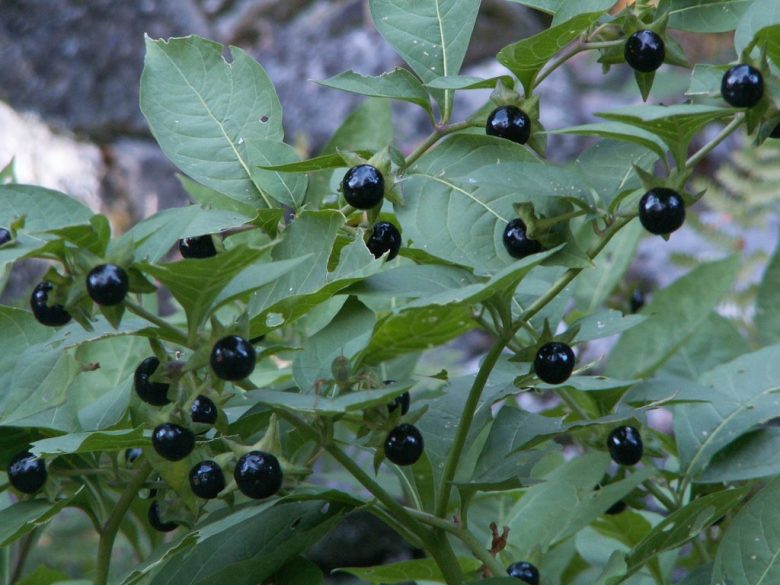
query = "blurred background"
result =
(1, 0, 778, 582)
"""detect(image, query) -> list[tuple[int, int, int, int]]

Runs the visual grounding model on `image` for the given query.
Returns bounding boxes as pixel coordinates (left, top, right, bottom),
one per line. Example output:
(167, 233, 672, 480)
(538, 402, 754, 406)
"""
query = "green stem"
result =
(427, 533, 467, 585)
(557, 389, 591, 420)
(94, 461, 152, 585)
(9, 528, 40, 584)
(405, 121, 479, 169)
(692, 535, 712, 562)
(643, 479, 677, 513)
(534, 208, 589, 232)
(435, 336, 510, 518)
(685, 114, 744, 170)
(125, 301, 189, 347)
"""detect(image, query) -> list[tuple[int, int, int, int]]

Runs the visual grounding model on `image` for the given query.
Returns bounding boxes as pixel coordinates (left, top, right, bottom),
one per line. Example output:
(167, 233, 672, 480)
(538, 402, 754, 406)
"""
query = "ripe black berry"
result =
(388, 392, 410, 416)
(189, 460, 225, 499)
(721, 64, 764, 108)
(210, 335, 255, 381)
(630, 290, 645, 313)
(503, 219, 542, 259)
(507, 561, 539, 585)
(125, 448, 143, 463)
(606, 500, 628, 515)
(148, 501, 178, 532)
(607, 425, 644, 466)
(638, 188, 685, 235)
(0, 228, 11, 246)
(234, 451, 283, 499)
(134, 357, 170, 406)
(7, 451, 47, 494)
(191, 395, 218, 425)
(534, 342, 575, 385)
(86, 264, 129, 306)
(342, 165, 384, 209)
(30, 281, 71, 327)
(152, 423, 195, 462)
(486, 105, 531, 145)
(624, 30, 665, 73)
(367, 221, 402, 261)
(384, 423, 424, 466)
(179, 235, 217, 259)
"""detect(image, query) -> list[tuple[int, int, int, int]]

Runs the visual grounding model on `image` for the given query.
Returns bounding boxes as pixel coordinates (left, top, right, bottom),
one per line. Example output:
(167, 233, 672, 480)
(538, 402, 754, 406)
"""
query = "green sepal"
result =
(100, 303, 126, 329)
(127, 266, 157, 294)
(635, 71, 655, 102)
(337, 149, 368, 168)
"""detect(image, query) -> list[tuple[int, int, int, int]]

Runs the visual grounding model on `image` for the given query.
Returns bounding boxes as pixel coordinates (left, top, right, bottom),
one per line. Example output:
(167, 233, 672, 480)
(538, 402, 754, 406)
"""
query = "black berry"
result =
(148, 501, 178, 532)
(342, 165, 384, 209)
(534, 342, 575, 385)
(234, 450, 283, 499)
(624, 30, 665, 73)
(503, 219, 542, 259)
(771, 124, 780, 139)
(191, 395, 218, 425)
(606, 500, 628, 515)
(630, 290, 645, 313)
(134, 357, 171, 406)
(0, 228, 11, 246)
(189, 460, 225, 499)
(507, 561, 539, 585)
(607, 425, 644, 466)
(721, 64, 764, 108)
(7, 451, 47, 494)
(210, 335, 256, 381)
(367, 221, 402, 261)
(638, 188, 686, 235)
(486, 105, 531, 145)
(125, 448, 143, 464)
(384, 423, 424, 466)
(388, 392, 410, 416)
(152, 423, 195, 462)
(179, 235, 217, 259)
(86, 264, 129, 306)
(30, 281, 71, 327)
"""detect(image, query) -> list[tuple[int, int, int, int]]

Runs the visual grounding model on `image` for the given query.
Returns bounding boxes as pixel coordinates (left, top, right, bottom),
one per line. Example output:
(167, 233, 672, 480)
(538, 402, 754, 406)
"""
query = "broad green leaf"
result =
(605, 256, 739, 379)
(31, 428, 144, 456)
(256, 152, 374, 173)
(425, 75, 515, 90)
(246, 140, 308, 208)
(658, 0, 751, 33)
(272, 557, 325, 585)
(504, 0, 559, 15)
(756, 239, 780, 345)
(685, 64, 730, 96)
(457, 449, 549, 492)
(675, 345, 780, 482)
(177, 175, 258, 218)
(317, 69, 432, 115)
(0, 490, 80, 547)
(339, 557, 482, 584)
(140, 36, 283, 208)
(552, 0, 617, 25)
(713, 477, 780, 585)
(368, 0, 481, 115)
(597, 105, 736, 167)
(571, 310, 645, 343)
(212, 256, 310, 308)
(15, 566, 71, 585)
(116, 205, 252, 263)
(0, 184, 94, 232)
(734, 0, 780, 58)
(497, 13, 604, 95)
(552, 123, 668, 161)
(699, 428, 780, 483)
(348, 264, 477, 299)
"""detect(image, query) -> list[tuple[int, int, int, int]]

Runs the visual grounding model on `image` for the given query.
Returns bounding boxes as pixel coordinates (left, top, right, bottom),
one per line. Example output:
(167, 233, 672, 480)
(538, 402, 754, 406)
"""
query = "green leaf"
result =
(0, 184, 94, 232)
(16, 566, 72, 585)
(348, 264, 477, 299)
(425, 75, 515, 90)
(272, 557, 324, 585)
(177, 175, 258, 218)
(658, 0, 752, 33)
(756, 239, 780, 345)
(31, 428, 144, 457)
(552, 122, 668, 161)
(368, 0, 480, 115)
(685, 64, 730, 96)
(140, 35, 283, 208)
(256, 151, 374, 173)
(246, 140, 308, 208)
(317, 69, 432, 115)
(605, 256, 739, 379)
(504, 0, 560, 15)
(0, 490, 80, 547)
(552, 0, 617, 25)
(339, 556, 482, 584)
(571, 309, 645, 343)
(675, 344, 780, 482)
(699, 427, 780, 483)
(734, 0, 780, 58)
(497, 12, 604, 95)
(713, 477, 780, 585)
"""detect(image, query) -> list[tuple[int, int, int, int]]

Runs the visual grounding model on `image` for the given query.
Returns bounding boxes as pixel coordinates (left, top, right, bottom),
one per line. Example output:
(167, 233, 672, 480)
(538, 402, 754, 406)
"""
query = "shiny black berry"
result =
(234, 451, 283, 499)
(486, 105, 531, 145)
(342, 165, 384, 209)
(179, 235, 217, 259)
(7, 451, 47, 494)
(86, 263, 129, 306)
(503, 218, 542, 259)
(189, 460, 225, 499)
(191, 395, 218, 425)
(384, 424, 424, 466)
(630, 290, 645, 313)
(507, 561, 539, 585)
(606, 500, 628, 515)
(152, 423, 195, 462)
(624, 30, 665, 73)
(388, 392, 410, 416)
(721, 64, 764, 108)
(125, 448, 143, 464)
(210, 335, 255, 381)
(148, 501, 178, 532)
(367, 221, 402, 261)
(607, 425, 644, 466)
(534, 342, 575, 385)
(638, 188, 685, 235)
(134, 357, 170, 406)
(30, 281, 71, 327)
(0, 228, 11, 246)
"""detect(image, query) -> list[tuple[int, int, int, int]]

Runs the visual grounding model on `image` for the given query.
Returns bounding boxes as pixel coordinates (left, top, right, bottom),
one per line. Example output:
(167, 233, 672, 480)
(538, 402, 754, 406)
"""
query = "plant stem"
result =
(685, 114, 744, 170)
(94, 461, 152, 585)
(692, 535, 712, 562)
(125, 301, 189, 347)
(435, 335, 510, 518)
(9, 528, 40, 584)
(405, 120, 479, 168)
(557, 389, 591, 420)
(643, 479, 678, 513)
